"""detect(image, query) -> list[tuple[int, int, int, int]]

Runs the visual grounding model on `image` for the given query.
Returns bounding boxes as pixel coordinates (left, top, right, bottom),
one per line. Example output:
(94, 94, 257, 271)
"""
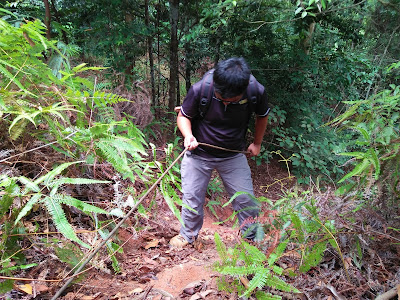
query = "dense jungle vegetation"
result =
(0, 0, 399, 299)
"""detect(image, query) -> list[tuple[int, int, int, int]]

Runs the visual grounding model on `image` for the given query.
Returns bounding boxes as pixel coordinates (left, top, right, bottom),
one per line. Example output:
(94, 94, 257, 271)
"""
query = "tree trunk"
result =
(184, 43, 192, 92)
(168, 0, 179, 113)
(43, 0, 51, 39)
(145, 0, 156, 106)
(302, 21, 316, 55)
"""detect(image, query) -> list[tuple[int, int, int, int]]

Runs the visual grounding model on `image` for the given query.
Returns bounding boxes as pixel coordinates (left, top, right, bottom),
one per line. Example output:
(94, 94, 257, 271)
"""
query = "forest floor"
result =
(5, 155, 400, 300)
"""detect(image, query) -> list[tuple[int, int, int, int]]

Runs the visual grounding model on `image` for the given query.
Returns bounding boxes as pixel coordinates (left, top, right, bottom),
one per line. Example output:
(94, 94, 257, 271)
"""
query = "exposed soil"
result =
(5, 156, 400, 300)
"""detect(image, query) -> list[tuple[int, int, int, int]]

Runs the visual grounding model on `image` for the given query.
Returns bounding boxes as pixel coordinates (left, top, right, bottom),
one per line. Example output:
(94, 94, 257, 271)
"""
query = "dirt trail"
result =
(63, 209, 240, 300)
(60, 159, 287, 299)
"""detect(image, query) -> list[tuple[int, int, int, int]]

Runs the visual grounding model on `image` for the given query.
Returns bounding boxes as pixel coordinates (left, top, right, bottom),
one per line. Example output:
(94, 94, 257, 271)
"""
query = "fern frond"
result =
(109, 136, 147, 157)
(38, 161, 82, 186)
(242, 242, 267, 263)
(14, 193, 42, 224)
(16, 176, 40, 194)
(49, 177, 110, 188)
(220, 264, 261, 277)
(57, 194, 109, 215)
(214, 232, 228, 262)
(265, 274, 299, 293)
(95, 139, 134, 180)
(92, 91, 128, 107)
(43, 194, 90, 249)
(242, 268, 269, 297)
(9, 118, 29, 140)
(267, 239, 288, 266)
(160, 178, 184, 225)
(255, 291, 282, 300)
(299, 240, 327, 273)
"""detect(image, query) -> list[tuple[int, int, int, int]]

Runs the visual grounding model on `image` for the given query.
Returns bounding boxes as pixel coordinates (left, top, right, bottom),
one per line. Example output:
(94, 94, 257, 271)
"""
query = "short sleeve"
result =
(255, 86, 270, 117)
(180, 81, 202, 119)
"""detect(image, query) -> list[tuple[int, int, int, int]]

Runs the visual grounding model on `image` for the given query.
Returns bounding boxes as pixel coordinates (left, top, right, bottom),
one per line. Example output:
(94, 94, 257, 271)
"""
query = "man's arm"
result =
(177, 111, 199, 150)
(247, 116, 268, 156)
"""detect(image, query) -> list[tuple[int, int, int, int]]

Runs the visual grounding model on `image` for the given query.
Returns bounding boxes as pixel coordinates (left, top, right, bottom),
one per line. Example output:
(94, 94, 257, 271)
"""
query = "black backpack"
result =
(198, 69, 258, 118)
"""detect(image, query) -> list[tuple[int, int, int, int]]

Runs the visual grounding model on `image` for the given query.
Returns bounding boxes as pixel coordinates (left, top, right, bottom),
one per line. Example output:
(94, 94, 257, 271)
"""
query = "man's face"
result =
(214, 91, 243, 106)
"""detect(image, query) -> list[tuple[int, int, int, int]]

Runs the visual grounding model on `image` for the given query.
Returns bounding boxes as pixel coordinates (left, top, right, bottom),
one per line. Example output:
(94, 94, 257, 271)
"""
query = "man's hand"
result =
(184, 135, 199, 150)
(247, 143, 261, 156)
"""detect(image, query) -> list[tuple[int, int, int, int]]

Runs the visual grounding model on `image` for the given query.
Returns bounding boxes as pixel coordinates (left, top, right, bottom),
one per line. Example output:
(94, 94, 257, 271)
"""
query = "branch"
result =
(23, 31, 35, 47)
(375, 284, 399, 300)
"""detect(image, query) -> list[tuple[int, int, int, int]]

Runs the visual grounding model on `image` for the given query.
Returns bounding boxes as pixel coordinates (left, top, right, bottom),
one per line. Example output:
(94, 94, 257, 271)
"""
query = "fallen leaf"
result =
(183, 287, 196, 295)
(240, 276, 249, 289)
(129, 287, 144, 294)
(145, 239, 159, 249)
(143, 257, 158, 265)
(16, 284, 32, 294)
(200, 290, 214, 298)
(33, 284, 49, 293)
(189, 294, 201, 300)
(344, 257, 353, 268)
(184, 280, 204, 290)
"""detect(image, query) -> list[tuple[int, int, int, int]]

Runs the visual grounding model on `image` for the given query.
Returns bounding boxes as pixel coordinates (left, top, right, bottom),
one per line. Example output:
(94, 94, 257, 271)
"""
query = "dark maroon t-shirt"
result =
(180, 76, 270, 158)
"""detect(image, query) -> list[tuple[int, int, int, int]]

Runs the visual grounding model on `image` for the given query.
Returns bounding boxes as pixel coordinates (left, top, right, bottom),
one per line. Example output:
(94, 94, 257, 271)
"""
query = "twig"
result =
(0, 131, 77, 164)
(375, 284, 399, 300)
(153, 288, 175, 299)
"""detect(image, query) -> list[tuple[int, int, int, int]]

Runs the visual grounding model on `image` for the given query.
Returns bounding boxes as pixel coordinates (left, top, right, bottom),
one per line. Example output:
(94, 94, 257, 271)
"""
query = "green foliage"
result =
(213, 232, 299, 298)
(149, 141, 196, 225)
(1, 162, 111, 248)
(273, 123, 346, 183)
(54, 242, 84, 268)
(330, 63, 400, 202)
(206, 177, 224, 220)
(265, 189, 343, 274)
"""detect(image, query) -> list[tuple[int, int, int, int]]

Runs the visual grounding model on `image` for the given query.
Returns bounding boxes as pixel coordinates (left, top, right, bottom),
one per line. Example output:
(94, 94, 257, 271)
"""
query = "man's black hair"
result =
(213, 57, 251, 99)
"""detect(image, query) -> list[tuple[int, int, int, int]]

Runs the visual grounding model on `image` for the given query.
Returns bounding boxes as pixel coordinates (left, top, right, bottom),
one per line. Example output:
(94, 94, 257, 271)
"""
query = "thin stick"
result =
(0, 131, 77, 164)
(51, 147, 188, 300)
(198, 142, 250, 154)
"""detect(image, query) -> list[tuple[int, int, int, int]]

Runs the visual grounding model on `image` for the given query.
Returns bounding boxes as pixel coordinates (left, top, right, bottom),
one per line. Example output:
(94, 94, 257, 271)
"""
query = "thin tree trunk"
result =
(43, 0, 51, 39)
(302, 21, 316, 55)
(145, 0, 156, 106)
(156, 0, 161, 113)
(168, 0, 179, 113)
(184, 43, 191, 92)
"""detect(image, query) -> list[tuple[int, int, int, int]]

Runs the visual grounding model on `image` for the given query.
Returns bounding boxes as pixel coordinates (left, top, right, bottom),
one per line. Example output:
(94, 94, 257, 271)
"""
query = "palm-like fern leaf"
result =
(43, 194, 90, 249)
(255, 291, 282, 300)
(265, 274, 299, 293)
(242, 267, 269, 297)
(160, 179, 184, 225)
(57, 194, 109, 215)
(96, 139, 134, 180)
(214, 233, 228, 262)
(14, 193, 42, 224)
(242, 242, 266, 263)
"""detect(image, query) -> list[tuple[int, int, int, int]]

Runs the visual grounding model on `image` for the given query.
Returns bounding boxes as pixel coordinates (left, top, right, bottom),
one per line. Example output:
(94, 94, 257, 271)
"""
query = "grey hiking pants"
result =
(180, 151, 259, 242)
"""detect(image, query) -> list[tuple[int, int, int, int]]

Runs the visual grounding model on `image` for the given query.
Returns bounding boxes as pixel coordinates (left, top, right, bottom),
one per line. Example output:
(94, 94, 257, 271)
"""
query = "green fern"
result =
(255, 291, 282, 300)
(244, 268, 269, 297)
(10, 162, 111, 248)
(213, 233, 299, 298)
(43, 194, 90, 249)
(214, 232, 228, 262)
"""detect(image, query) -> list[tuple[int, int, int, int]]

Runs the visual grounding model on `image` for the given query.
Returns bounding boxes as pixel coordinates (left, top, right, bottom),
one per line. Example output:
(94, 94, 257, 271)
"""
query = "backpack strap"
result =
(199, 69, 214, 118)
(247, 74, 258, 112)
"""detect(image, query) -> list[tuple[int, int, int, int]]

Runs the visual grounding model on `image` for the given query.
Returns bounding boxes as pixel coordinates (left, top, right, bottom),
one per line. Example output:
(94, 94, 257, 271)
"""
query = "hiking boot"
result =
(169, 234, 189, 248)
